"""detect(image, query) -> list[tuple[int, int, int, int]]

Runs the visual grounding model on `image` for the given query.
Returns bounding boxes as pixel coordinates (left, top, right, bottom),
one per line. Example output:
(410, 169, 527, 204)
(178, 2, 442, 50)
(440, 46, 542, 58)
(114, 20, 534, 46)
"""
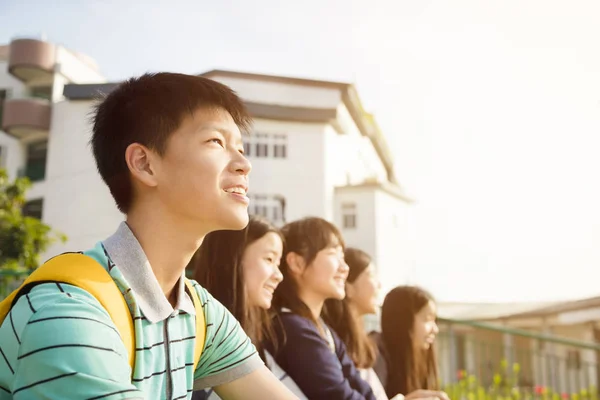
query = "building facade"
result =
(0, 38, 411, 295)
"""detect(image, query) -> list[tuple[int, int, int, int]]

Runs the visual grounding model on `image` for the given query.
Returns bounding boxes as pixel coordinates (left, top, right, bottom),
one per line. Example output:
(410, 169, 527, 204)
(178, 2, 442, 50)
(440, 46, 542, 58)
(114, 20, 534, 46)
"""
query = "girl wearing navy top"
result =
(266, 217, 376, 400)
(191, 215, 307, 399)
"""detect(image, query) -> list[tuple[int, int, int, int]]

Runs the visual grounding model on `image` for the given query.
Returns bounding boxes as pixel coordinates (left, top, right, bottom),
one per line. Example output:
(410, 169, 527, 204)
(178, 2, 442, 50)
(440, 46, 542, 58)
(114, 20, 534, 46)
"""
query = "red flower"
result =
(457, 370, 466, 380)
(561, 394, 569, 400)
(535, 386, 544, 395)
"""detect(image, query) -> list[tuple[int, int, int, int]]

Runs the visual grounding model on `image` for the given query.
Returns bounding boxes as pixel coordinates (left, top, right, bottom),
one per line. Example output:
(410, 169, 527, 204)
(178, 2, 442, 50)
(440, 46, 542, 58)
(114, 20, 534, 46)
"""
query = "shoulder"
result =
(190, 280, 262, 389)
(275, 312, 316, 331)
(7, 282, 124, 351)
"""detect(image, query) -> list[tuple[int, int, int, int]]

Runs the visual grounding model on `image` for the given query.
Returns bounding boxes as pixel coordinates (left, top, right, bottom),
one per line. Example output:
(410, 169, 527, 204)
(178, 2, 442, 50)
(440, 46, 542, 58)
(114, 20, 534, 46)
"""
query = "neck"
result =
(298, 290, 325, 321)
(348, 302, 366, 329)
(127, 199, 208, 302)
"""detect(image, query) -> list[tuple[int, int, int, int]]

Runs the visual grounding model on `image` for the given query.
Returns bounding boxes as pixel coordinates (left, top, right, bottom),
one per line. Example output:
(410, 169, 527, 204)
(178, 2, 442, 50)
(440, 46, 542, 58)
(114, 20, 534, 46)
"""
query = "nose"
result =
(432, 321, 439, 335)
(232, 150, 252, 175)
(272, 266, 283, 284)
(339, 259, 349, 275)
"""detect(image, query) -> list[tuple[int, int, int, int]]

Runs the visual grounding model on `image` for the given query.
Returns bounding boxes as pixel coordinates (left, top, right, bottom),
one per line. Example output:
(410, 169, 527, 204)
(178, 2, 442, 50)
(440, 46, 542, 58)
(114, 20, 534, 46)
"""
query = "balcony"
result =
(8, 38, 56, 84)
(1, 96, 51, 139)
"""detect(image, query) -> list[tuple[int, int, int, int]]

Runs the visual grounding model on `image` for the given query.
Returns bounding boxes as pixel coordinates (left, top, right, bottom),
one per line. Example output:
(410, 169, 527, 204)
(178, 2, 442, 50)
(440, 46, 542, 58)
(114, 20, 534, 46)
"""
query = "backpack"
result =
(0, 253, 206, 375)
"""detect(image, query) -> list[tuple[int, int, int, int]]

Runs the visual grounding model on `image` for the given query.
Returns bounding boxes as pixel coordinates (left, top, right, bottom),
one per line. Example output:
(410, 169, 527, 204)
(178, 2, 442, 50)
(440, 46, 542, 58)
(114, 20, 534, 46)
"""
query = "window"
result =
(273, 134, 287, 158)
(245, 133, 288, 159)
(342, 203, 357, 229)
(566, 350, 581, 370)
(0, 146, 6, 169)
(254, 134, 269, 158)
(30, 85, 52, 100)
(23, 140, 48, 182)
(252, 194, 269, 218)
(23, 198, 43, 220)
(249, 194, 286, 225)
(0, 89, 6, 127)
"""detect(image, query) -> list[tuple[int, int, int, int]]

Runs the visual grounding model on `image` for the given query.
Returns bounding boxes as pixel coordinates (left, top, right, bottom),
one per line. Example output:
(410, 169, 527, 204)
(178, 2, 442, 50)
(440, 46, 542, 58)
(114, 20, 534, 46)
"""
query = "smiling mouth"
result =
(263, 287, 276, 297)
(224, 187, 247, 195)
(224, 186, 249, 204)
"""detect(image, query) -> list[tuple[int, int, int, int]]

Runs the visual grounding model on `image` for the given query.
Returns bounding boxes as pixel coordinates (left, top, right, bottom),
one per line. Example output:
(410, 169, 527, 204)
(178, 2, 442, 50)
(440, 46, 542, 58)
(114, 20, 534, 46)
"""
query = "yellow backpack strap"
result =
(184, 279, 206, 371)
(0, 253, 135, 369)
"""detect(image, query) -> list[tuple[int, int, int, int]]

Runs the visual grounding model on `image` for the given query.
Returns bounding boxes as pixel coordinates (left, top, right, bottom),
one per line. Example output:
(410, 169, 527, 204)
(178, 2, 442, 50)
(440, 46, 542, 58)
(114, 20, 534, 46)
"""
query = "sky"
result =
(2, 0, 600, 303)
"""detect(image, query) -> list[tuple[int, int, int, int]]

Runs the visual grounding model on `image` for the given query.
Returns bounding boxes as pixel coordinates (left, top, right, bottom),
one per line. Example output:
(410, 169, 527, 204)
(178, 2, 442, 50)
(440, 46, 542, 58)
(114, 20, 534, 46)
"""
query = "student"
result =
(0, 73, 298, 399)
(371, 286, 449, 400)
(324, 248, 390, 400)
(191, 215, 307, 399)
(265, 217, 376, 400)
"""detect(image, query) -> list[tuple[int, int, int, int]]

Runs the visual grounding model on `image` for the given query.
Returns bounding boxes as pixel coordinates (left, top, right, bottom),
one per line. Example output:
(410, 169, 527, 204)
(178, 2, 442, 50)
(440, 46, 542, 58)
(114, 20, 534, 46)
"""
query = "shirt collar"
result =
(102, 221, 196, 323)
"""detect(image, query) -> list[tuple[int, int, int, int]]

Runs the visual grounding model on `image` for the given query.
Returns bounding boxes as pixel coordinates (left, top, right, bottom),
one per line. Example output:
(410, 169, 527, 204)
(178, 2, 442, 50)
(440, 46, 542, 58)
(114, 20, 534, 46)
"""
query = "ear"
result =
(285, 252, 306, 277)
(125, 143, 159, 188)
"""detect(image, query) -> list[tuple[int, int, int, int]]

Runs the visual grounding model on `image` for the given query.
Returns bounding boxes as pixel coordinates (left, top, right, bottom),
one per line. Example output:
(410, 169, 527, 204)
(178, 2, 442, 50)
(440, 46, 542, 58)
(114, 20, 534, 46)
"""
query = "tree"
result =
(0, 168, 66, 272)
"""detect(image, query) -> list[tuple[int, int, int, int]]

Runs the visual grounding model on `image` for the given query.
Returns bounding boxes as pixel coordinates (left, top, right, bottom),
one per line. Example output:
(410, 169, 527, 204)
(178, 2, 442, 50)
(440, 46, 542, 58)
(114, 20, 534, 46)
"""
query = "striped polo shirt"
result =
(0, 222, 263, 399)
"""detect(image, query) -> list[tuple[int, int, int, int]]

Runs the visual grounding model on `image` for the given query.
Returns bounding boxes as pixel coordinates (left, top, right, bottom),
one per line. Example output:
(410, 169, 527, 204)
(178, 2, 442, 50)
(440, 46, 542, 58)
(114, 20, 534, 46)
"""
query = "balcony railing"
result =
(438, 317, 600, 399)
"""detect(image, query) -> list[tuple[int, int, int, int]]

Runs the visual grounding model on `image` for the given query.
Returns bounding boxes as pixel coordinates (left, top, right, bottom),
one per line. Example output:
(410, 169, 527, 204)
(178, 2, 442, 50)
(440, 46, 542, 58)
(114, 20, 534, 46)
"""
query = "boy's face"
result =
(150, 106, 251, 233)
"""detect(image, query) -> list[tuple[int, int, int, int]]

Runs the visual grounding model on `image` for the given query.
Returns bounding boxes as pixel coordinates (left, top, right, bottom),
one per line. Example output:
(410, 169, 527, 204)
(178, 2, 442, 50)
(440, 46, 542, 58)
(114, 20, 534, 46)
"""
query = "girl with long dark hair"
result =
(266, 217, 376, 400)
(372, 286, 449, 400)
(324, 248, 388, 399)
(191, 215, 306, 399)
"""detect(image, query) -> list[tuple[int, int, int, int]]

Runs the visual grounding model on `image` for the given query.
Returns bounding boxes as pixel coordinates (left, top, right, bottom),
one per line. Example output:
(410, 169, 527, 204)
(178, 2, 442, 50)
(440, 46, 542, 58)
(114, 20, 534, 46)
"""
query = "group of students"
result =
(189, 215, 448, 400)
(0, 72, 449, 399)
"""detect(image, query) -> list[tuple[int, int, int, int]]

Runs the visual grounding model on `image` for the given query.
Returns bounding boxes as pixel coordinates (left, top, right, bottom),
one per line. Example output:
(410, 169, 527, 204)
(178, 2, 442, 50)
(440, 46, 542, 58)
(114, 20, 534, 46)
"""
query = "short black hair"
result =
(90, 72, 252, 213)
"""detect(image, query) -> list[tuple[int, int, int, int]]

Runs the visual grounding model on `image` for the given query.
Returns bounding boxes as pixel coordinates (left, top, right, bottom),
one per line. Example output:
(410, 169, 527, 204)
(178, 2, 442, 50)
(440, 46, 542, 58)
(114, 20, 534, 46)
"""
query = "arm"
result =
(192, 285, 263, 390)
(7, 284, 143, 399)
(334, 329, 377, 398)
(213, 365, 299, 400)
(272, 314, 375, 400)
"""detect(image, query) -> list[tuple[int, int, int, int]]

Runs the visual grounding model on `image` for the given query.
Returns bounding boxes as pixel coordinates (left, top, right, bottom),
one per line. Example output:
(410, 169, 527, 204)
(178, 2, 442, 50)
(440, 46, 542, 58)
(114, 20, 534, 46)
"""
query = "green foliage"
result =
(0, 168, 66, 272)
(444, 360, 598, 400)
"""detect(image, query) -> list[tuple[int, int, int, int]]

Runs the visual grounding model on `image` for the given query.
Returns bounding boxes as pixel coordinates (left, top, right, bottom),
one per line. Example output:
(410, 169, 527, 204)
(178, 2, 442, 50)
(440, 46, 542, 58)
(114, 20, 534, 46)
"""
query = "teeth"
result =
(225, 187, 246, 195)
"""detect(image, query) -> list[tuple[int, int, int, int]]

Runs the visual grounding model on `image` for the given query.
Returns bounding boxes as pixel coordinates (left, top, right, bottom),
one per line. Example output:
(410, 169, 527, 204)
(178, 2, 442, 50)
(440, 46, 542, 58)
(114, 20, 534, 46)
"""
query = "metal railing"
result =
(438, 317, 600, 399)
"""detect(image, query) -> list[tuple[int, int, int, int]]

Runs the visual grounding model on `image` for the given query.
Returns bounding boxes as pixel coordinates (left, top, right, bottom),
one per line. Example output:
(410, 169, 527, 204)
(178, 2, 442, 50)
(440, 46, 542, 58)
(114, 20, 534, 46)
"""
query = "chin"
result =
(366, 306, 378, 315)
(217, 211, 249, 231)
(262, 300, 272, 310)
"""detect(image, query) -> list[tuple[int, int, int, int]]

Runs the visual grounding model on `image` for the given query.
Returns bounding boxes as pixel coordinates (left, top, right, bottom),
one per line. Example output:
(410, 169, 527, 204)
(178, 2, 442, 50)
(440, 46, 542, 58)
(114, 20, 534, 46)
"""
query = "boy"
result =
(0, 73, 298, 399)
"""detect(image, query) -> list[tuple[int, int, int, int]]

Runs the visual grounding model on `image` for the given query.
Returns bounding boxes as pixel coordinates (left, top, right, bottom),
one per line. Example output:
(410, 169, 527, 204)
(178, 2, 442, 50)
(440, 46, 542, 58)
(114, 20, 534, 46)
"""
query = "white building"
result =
(0, 38, 412, 293)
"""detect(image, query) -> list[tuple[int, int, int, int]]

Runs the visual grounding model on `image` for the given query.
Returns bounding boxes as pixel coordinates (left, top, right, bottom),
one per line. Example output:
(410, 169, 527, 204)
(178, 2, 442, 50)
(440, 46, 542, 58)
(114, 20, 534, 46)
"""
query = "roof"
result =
(499, 295, 600, 319)
(198, 70, 398, 185)
(436, 301, 560, 321)
(335, 180, 413, 203)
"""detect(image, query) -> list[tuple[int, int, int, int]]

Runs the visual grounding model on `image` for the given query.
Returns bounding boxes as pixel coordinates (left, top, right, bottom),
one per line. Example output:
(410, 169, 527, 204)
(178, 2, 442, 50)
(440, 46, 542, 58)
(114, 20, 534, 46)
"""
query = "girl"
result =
(324, 248, 389, 400)
(372, 286, 449, 400)
(191, 215, 306, 399)
(266, 217, 376, 400)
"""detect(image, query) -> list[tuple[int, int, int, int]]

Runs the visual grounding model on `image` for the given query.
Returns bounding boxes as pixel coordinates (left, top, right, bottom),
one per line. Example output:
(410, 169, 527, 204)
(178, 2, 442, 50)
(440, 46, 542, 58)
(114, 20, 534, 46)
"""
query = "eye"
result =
(208, 138, 224, 147)
(266, 257, 274, 263)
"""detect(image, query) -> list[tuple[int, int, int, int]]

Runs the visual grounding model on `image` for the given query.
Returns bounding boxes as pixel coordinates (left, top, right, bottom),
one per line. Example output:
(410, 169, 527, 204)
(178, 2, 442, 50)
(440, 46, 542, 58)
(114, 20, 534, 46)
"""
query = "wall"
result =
(206, 75, 341, 108)
(374, 190, 412, 296)
(56, 47, 105, 84)
(333, 187, 377, 265)
(0, 62, 29, 179)
(41, 100, 122, 260)
(247, 118, 329, 222)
